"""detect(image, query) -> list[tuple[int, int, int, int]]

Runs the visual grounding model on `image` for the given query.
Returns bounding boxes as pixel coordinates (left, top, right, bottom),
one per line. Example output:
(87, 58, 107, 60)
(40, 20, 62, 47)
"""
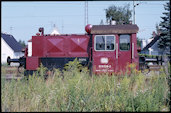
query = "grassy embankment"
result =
(1, 60, 170, 112)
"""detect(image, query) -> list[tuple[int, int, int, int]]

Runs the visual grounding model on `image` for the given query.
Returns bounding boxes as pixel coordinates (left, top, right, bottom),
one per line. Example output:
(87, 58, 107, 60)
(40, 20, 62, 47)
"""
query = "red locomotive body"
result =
(7, 24, 139, 76)
(32, 35, 90, 58)
(26, 34, 90, 71)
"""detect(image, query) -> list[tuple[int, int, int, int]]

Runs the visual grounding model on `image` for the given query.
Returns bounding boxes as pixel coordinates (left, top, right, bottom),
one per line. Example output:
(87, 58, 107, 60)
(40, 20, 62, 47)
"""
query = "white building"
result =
(27, 39, 32, 57)
(141, 38, 154, 49)
(50, 24, 60, 35)
(141, 36, 163, 55)
(1, 33, 24, 64)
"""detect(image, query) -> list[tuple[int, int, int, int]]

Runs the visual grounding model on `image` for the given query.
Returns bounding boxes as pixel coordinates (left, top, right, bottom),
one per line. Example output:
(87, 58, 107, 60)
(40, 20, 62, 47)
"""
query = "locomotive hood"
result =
(90, 24, 139, 34)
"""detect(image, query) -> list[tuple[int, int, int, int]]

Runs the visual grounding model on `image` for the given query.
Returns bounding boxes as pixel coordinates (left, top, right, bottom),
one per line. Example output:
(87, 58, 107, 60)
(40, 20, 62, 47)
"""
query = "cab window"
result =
(96, 36, 105, 50)
(119, 35, 130, 51)
(106, 36, 114, 50)
(95, 35, 115, 51)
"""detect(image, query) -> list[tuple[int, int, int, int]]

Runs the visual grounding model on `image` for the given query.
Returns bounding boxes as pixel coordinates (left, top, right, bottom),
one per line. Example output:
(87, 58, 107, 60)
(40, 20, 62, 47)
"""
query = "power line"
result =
(2, 14, 106, 19)
(2, 2, 166, 7)
(3, 11, 162, 19)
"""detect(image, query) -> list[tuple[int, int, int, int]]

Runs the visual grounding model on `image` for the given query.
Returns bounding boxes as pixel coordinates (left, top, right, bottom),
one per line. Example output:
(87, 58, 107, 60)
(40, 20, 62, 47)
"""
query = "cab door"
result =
(92, 35, 116, 74)
(118, 34, 131, 72)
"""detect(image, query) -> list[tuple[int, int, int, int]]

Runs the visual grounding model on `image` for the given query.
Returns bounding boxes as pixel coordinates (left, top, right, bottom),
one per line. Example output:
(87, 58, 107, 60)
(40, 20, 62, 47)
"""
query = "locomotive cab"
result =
(89, 24, 139, 74)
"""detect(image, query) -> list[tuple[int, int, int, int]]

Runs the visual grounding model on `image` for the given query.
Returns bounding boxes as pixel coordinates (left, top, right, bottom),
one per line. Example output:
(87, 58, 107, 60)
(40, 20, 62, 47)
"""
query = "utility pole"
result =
(85, 1, 86, 27)
(87, 1, 88, 25)
(133, 0, 140, 24)
(85, 1, 88, 27)
(133, 0, 135, 24)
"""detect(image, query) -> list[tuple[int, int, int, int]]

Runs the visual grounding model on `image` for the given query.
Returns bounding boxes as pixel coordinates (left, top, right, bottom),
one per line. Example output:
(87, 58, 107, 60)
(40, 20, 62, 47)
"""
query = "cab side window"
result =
(96, 36, 105, 50)
(95, 35, 115, 51)
(106, 36, 114, 50)
(119, 35, 130, 51)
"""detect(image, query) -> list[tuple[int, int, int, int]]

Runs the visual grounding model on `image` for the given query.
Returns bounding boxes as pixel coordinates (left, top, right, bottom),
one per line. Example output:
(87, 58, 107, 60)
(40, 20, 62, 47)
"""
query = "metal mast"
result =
(85, 1, 88, 26)
(133, 0, 135, 24)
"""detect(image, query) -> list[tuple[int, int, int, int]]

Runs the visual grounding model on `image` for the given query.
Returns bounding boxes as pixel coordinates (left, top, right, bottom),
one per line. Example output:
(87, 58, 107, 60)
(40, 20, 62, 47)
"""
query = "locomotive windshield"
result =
(95, 35, 115, 51)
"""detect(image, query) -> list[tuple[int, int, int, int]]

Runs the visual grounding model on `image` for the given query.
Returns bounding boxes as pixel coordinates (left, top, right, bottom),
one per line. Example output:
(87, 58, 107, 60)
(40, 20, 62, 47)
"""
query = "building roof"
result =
(50, 24, 60, 35)
(51, 28, 60, 35)
(90, 24, 139, 34)
(1, 33, 23, 52)
(28, 39, 32, 42)
(141, 35, 160, 51)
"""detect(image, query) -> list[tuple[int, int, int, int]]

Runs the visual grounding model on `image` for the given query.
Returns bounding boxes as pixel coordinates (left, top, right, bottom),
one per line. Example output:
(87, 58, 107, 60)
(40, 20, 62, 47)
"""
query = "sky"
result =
(1, 0, 169, 44)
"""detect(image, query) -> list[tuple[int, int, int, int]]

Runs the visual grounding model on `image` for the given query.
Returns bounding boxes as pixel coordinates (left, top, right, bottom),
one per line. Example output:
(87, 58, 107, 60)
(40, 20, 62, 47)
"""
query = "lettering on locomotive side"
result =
(96, 69, 114, 72)
(78, 58, 87, 62)
(95, 64, 114, 72)
(98, 65, 111, 68)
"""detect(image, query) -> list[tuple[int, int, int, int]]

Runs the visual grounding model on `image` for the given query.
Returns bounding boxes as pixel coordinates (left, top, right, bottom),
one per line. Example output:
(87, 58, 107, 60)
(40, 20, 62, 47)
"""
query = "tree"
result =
(137, 37, 142, 48)
(100, 19, 104, 25)
(18, 39, 26, 49)
(158, 2, 170, 54)
(105, 4, 132, 24)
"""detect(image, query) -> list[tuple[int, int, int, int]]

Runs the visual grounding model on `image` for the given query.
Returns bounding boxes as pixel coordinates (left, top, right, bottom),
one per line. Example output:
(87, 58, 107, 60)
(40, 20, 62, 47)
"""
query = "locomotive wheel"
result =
(141, 68, 150, 75)
(140, 64, 150, 75)
(18, 66, 24, 74)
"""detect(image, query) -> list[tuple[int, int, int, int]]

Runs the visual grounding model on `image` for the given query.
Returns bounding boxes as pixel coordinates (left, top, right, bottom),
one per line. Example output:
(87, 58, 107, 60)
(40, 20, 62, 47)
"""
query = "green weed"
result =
(1, 61, 170, 112)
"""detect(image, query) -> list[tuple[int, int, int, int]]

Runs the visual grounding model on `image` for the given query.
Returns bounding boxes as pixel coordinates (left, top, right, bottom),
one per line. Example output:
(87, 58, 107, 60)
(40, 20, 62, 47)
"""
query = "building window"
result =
(95, 35, 115, 51)
(119, 35, 130, 51)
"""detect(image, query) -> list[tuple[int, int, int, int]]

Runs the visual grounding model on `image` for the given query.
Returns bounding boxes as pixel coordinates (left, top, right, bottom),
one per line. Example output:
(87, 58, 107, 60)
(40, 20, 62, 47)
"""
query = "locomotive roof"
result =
(90, 24, 139, 34)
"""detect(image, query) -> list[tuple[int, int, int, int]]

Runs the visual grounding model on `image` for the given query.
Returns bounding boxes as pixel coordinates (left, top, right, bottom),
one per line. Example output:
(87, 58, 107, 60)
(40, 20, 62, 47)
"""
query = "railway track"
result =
(1, 66, 24, 81)
(1, 63, 166, 81)
(2, 74, 23, 81)
(148, 65, 161, 71)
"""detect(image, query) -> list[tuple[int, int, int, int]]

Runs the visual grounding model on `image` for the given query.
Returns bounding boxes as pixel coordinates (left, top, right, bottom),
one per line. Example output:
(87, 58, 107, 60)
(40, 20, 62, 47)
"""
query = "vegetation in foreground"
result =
(1, 60, 170, 112)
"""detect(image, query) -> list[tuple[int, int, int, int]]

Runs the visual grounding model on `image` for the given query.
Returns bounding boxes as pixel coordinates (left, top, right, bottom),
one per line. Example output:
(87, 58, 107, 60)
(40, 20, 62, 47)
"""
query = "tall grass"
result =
(1, 60, 170, 112)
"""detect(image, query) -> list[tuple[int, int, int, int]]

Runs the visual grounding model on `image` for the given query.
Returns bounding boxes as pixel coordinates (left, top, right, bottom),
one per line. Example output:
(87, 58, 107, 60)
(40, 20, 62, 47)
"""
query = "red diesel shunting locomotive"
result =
(7, 24, 139, 76)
